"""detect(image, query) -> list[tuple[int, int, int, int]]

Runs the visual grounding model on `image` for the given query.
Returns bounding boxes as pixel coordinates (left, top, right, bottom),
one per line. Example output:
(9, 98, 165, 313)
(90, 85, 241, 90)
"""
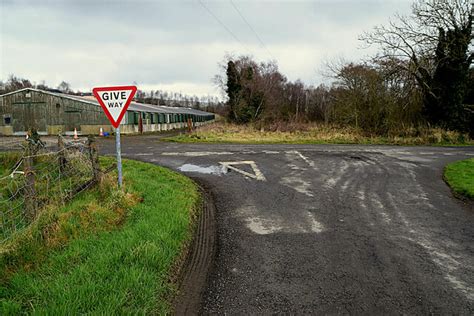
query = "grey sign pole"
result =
(115, 126, 123, 188)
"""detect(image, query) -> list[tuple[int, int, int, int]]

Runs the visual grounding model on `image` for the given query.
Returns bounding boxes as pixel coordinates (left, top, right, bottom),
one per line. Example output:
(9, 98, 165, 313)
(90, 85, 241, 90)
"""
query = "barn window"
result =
(3, 115, 12, 125)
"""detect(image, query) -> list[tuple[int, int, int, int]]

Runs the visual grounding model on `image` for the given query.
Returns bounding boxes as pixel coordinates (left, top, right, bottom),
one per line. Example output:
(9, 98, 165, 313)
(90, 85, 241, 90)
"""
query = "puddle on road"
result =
(178, 164, 224, 175)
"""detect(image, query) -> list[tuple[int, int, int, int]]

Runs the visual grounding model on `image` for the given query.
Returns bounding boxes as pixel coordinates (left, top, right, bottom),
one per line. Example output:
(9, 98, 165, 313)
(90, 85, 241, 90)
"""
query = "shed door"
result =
(12, 102, 47, 133)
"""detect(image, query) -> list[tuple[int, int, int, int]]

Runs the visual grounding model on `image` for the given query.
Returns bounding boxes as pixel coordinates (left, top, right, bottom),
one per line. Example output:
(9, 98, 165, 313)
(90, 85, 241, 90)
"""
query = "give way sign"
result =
(93, 85, 137, 128)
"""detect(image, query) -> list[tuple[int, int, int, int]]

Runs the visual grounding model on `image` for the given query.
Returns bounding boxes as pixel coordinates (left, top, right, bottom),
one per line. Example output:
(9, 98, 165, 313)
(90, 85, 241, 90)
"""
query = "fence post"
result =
(58, 135, 66, 172)
(24, 142, 37, 221)
(87, 136, 100, 182)
(187, 118, 193, 133)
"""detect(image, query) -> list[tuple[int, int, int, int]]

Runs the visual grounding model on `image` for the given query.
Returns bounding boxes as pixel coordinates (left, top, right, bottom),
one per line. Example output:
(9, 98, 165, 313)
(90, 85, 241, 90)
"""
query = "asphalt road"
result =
(99, 136, 474, 314)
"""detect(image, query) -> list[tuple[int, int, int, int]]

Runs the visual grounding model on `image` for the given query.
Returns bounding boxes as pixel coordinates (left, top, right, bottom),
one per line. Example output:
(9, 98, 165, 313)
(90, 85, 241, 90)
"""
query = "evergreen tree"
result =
(226, 61, 241, 122)
(425, 13, 473, 132)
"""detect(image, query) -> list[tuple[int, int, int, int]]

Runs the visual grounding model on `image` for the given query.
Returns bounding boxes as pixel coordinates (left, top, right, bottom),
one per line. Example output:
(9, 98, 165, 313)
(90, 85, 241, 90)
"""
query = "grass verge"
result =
(444, 158, 474, 200)
(0, 157, 200, 314)
(165, 122, 474, 146)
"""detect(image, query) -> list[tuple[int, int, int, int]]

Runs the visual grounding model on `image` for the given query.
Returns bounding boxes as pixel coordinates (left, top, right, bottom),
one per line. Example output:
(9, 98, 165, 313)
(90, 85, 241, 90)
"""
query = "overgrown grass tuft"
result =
(444, 158, 474, 199)
(0, 157, 200, 314)
(0, 152, 20, 177)
(166, 122, 474, 146)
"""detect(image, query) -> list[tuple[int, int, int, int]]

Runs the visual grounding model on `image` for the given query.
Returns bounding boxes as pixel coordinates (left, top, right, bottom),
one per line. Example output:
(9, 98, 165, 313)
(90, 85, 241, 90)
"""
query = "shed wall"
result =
(0, 89, 215, 135)
(0, 90, 109, 134)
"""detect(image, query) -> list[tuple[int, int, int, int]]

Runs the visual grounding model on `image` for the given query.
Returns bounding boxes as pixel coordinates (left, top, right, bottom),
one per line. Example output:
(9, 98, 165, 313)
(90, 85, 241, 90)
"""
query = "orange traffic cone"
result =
(99, 127, 104, 136)
(73, 128, 78, 139)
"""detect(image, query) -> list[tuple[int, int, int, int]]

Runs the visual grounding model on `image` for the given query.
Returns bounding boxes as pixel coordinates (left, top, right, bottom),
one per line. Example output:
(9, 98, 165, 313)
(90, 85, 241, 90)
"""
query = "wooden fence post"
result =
(24, 142, 37, 221)
(87, 136, 100, 182)
(187, 118, 193, 133)
(58, 135, 66, 172)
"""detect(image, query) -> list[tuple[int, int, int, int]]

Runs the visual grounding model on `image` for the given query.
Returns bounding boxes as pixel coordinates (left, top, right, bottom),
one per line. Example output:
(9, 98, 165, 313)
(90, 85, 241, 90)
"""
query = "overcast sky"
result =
(0, 0, 413, 98)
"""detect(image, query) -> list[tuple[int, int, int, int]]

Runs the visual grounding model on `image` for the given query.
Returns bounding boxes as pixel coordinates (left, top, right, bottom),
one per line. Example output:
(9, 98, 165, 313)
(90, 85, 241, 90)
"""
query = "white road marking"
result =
(133, 153, 154, 156)
(220, 161, 266, 181)
(325, 160, 349, 189)
(404, 235, 474, 301)
(241, 207, 325, 235)
(369, 194, 391, 224)
(246, 217, 279, 235)
(306, 212, 325, 233)
(285, 150, 315, 167)
(163, 151, 233, 157)
(280, 176, 314, 197)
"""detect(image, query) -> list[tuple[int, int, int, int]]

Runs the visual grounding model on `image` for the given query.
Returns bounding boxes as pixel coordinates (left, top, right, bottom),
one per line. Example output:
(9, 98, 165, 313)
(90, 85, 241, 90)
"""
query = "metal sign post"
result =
(92, 85, 137, 188)
(115, 126, 123, 187)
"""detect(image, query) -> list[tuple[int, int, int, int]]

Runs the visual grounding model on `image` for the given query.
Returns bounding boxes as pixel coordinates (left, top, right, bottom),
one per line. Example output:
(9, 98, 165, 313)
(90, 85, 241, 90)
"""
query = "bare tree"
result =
(361, 0, 473, 132)
(57, 81, 72, 93)
(361, 0, 472, 80)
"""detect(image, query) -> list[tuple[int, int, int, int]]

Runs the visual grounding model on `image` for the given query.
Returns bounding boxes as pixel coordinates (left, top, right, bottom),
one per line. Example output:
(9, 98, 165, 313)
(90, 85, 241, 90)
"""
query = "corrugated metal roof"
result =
(0, 88, 215, 116)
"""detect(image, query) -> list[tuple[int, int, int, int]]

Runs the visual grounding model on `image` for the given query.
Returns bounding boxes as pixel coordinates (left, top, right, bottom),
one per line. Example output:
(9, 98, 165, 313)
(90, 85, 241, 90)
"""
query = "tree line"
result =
(219, 0, 474, 137)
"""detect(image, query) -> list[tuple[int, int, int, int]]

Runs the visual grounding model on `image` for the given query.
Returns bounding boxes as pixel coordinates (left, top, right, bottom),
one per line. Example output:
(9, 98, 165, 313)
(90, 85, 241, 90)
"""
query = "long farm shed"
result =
(0, 88, 215, 135)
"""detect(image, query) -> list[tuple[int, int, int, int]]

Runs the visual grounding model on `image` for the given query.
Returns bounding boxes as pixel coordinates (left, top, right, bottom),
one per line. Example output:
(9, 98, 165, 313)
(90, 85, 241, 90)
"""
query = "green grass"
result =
(0, 157, 200, 314)
(0, 152, 20, 177)
(165, 122, 474, 146)
(0, 165, 6, 177)
(0, 152, 111, 242)
(444, 158, 474, 199)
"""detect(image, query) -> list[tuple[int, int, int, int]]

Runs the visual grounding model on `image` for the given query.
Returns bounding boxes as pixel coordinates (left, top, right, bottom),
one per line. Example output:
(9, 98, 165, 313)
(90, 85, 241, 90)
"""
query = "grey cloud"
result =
(1, 0, 412, 96)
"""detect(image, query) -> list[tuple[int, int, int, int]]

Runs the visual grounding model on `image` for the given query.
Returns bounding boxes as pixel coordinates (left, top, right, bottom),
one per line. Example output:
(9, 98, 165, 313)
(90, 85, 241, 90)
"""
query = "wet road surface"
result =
(99, 136, 474, 314)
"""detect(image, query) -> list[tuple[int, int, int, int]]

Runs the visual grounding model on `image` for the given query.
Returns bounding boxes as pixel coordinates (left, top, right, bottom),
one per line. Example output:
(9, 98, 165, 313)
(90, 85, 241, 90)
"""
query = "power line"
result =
(198, 0, 252, 55)
(229, 0, 276, 61)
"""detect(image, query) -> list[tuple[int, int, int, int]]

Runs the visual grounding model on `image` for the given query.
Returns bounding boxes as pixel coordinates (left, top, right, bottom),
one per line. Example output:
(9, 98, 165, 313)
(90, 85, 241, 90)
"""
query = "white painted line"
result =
(162, 151, 233, 157)
(226, 165, 259, 179)
(306, 212, 325, 233)
(133, 153, 154, 156)
(286, 150, 315, 167)
(219, 161, 266, 181)
(221, 160, 255, 165)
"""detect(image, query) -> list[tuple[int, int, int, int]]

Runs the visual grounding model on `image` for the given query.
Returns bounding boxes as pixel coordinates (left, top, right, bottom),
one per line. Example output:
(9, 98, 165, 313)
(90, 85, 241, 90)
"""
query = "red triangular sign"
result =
(92, 85, 137, 128)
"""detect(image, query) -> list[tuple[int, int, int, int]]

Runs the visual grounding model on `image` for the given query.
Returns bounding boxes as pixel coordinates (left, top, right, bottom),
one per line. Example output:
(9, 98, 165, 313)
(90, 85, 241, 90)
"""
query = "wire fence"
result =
(0, 135, 103, 244)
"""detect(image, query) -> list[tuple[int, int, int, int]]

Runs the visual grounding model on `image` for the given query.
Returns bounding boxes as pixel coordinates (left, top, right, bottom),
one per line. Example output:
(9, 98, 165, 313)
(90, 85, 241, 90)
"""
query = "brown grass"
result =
(168, 122, 473, 146)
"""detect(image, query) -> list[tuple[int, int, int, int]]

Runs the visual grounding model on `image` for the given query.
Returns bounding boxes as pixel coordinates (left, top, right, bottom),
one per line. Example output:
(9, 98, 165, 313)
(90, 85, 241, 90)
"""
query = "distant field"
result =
(165, 122, 474, 146)
(444, 158, 474, 200)
(0, 158, 200, 314)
